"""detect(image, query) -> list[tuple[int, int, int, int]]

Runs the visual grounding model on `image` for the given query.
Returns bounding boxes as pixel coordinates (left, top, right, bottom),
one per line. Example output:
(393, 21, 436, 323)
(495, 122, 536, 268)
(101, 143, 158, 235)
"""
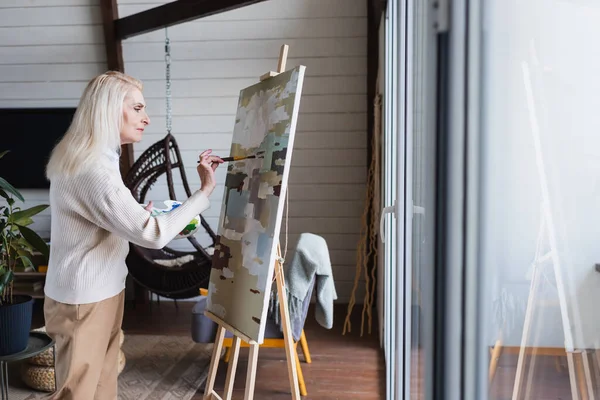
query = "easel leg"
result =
(512, 264, 543, 400)
(575, 352, 590, 400)
(223, 336, 242, 400)
(275, 246, 302, 399)
(582, 351, 596, 400)
(568, 352, 582, 400)
(523, 347, 539, 399)
(204, 326, 226, 400)
(299, 330, 312, 364)
(524, 296, 547, 399)
(489, 339, 503, 385)
(294, 343, 308, 396)
(244, 344, 260, 400)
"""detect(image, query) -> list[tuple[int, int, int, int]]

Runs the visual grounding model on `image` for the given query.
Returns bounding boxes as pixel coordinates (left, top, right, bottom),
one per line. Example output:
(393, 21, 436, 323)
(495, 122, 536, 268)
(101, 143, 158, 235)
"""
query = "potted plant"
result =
(0, 150, 49, 356)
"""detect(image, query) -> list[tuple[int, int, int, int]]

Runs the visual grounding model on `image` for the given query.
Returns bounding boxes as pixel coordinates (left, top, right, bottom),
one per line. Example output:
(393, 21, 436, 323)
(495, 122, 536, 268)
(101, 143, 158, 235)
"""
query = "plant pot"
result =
(0, 294, 34, 356)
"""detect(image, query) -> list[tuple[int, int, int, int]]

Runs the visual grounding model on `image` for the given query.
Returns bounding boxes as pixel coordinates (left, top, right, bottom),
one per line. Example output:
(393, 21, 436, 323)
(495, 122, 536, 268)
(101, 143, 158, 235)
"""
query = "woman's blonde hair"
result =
(46, 71, 143, 179)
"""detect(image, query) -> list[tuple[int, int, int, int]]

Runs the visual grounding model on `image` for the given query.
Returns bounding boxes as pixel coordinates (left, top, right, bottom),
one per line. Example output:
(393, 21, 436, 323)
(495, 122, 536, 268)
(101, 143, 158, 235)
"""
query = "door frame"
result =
(435, 0, 485, 399)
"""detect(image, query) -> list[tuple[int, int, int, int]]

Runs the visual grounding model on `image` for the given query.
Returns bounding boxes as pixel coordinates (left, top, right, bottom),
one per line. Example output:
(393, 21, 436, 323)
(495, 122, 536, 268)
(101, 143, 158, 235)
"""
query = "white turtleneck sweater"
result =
(44, 152, 210, 304)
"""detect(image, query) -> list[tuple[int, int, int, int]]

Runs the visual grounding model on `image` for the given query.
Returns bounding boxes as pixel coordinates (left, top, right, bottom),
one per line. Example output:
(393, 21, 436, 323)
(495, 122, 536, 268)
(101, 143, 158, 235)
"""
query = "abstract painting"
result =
(206, 65, 306, 342)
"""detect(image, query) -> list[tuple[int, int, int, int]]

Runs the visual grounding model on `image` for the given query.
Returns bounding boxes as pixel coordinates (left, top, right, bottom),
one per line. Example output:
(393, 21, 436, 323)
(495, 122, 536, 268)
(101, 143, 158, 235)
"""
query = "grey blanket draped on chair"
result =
(269, 232, 338, 339)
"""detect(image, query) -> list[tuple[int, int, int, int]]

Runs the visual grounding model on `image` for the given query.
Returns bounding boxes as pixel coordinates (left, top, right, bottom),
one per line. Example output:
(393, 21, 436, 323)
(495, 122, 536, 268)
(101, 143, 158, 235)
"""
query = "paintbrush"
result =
(220, 155, 260, 162)
(198, 152, 264, 163)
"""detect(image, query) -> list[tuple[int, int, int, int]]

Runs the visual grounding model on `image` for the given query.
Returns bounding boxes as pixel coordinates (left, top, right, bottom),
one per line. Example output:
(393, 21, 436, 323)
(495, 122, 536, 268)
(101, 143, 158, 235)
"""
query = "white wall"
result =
(0, 0, 107, 240)
(481, 0, 600, 349)
(118, 0, 368, 303)
(0, 0, 367, 303)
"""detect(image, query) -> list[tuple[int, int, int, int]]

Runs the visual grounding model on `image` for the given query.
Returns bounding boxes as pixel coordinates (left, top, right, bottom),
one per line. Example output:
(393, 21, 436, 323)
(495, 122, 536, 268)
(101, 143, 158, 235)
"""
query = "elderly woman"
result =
(43, 71, 223, 399)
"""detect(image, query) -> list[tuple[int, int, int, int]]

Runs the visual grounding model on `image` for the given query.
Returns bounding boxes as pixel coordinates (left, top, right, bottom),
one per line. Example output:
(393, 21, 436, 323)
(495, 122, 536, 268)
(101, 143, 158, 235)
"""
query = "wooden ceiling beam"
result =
(100, 0, 123, 72)
(100, 0, 133, 178)
(115, 0, 268, 40)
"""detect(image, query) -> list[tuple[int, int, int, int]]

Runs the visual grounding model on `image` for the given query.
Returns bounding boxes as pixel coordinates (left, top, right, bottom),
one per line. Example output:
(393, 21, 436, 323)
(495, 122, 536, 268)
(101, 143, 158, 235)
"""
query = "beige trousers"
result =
(43, 291, 125, 400)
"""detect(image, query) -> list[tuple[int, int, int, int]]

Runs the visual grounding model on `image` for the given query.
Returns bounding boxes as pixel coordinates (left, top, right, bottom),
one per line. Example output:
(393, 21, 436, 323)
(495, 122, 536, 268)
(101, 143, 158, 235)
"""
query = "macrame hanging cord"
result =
(343, 75, 382, 337)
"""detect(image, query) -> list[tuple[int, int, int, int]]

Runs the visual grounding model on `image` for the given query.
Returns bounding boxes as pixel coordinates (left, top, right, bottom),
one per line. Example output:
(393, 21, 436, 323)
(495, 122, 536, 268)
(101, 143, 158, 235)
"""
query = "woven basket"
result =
(24, 328, 126, 373)
(29, 327, 54, 366)
(21, 364, 55, 392)
(28, 347, 54, 366)
(118, 349, 126, 374)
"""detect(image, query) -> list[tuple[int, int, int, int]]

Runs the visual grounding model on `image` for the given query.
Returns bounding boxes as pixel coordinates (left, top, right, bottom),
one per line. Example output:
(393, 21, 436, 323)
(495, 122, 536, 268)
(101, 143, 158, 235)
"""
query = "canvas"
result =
(206, 65, 306, 343)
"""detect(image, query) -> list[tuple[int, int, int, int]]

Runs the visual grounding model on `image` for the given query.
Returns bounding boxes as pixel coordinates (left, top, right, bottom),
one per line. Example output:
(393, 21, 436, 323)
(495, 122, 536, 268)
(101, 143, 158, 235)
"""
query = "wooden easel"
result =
(505, 62, 597, 400)
(202, 45, 302, 400)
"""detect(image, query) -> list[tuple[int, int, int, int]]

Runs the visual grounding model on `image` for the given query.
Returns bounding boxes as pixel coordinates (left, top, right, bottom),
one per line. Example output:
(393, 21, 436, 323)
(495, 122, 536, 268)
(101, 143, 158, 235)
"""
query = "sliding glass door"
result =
(440, 1, 600, 399)
(406, 1, 439, 399)
(381, 1, 399, 397)
(381, 1, 441, 399)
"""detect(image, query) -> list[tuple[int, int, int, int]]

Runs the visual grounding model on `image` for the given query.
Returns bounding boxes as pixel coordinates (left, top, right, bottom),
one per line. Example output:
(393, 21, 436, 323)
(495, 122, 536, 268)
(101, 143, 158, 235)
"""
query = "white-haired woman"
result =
(43, 71, 223, 399)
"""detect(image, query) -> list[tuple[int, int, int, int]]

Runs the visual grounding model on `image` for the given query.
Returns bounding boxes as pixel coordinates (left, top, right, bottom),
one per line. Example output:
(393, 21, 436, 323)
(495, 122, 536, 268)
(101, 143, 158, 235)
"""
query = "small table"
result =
(0, 332, 55, 400)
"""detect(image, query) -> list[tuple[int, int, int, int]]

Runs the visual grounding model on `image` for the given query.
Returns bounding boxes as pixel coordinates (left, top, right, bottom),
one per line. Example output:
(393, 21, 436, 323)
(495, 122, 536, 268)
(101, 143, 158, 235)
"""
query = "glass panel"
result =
(383, 2, 399, 398)
(479, 1, 600, 398)
(409, 1, 437, 399)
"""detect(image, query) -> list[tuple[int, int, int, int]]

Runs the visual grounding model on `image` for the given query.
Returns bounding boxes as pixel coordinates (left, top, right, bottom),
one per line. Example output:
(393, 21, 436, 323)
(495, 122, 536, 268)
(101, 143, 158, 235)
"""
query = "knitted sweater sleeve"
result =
(72, 165, 211, 249)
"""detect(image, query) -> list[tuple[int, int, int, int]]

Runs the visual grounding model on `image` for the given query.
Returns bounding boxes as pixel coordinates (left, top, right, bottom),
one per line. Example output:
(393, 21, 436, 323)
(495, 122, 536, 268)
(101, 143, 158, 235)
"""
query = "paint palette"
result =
(144, 200, 201, 239)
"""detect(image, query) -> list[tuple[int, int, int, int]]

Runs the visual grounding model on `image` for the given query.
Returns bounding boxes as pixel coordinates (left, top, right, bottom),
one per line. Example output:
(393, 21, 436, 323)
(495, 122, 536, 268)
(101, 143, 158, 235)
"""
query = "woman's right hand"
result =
(197, 149, 223, 196)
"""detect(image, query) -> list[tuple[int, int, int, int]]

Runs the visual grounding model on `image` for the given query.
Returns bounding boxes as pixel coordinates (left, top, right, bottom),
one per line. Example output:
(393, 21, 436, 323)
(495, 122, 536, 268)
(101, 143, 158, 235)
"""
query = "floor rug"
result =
(7, 334, 214, 400)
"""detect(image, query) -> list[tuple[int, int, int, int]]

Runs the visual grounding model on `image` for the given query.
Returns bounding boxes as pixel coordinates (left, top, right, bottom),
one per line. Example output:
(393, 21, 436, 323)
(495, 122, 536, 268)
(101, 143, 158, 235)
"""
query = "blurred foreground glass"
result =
(409, 1, 437, 399)
(480, 1, 600, 399)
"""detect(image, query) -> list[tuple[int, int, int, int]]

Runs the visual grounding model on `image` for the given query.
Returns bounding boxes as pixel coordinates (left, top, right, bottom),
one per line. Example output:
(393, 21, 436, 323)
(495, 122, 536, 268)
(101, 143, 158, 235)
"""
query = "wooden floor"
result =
(34, 300, 385, 399)
(33, 299, 588, 399)
(127, 301, 384, 399)
(489, 351, 582, 400)
(407, 348, 577, 400)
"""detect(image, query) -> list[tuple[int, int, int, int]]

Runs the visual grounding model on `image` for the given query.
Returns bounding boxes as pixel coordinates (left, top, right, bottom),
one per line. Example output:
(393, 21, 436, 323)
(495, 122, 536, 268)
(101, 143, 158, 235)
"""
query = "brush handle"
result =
(198, 155, 256, 163)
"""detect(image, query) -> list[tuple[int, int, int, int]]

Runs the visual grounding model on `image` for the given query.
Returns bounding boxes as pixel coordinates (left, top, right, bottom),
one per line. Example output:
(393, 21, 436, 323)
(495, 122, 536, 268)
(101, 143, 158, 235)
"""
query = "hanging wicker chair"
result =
(123, 133, 216, 299)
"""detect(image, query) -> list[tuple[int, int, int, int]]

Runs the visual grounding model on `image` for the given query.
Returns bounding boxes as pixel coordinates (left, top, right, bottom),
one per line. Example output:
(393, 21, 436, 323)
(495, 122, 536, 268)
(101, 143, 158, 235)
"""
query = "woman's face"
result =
(120, 88, 150, 145)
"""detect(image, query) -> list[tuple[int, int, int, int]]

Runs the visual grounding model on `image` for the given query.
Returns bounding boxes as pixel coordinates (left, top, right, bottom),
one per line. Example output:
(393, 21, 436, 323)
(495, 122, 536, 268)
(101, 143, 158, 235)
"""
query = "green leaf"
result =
(16, 237, 32, 247)
(14, 217, 33, 227)
(0, 177, 23, 202)
(17, 247, 33, 258)
(0, 269, 13, 295)
(0, 189, 8, 200)
(17, 255, 34, 270)
(0, 150, 8, 160)
(11, 241, 34, 258)
(9, 205, 49, 225)
(16, 225, 49, 260)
